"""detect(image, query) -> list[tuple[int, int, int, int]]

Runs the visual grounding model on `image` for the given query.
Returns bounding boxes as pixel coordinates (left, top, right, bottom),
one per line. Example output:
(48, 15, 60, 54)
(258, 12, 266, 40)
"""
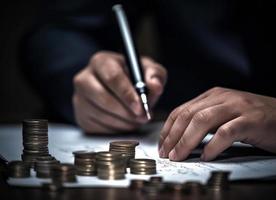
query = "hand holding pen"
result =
(72, 5, 167, 133)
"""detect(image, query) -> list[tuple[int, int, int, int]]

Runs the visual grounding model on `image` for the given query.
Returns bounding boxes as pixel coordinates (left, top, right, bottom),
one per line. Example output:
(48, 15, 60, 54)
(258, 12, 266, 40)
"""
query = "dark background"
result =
(0, 1, 157, 123)
(0, 1, 43, 123)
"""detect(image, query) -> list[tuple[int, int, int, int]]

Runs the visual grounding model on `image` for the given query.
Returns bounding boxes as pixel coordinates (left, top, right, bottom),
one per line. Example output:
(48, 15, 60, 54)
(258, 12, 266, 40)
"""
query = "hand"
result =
(73, 51, 167, 133)
(159, 87, 276, 161)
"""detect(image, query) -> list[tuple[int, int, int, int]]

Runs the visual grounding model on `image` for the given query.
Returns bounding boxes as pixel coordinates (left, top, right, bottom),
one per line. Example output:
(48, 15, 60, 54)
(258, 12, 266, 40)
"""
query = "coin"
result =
(207, 171, 230, 190)
(183, 181, 205, 194)
(73, 150, 97, 176)
(34, 157, 60, 178)
(21, 119, 54, 167)
(109, 141, 139, 166)
(8, 161, 30, 178)
(129, 179, 146, 190)
(51, 163, 77, 183)
(129, 159, 156, 175)
(96, 151, 126, 180)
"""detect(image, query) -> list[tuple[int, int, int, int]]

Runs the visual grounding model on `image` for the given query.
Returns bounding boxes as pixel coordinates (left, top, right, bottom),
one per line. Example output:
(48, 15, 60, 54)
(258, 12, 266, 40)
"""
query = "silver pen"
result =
(112, 4, 151, 120)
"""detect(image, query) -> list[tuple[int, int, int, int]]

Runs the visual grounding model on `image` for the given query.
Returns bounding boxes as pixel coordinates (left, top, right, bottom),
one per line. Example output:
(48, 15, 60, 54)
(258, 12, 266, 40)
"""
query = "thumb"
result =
(142, 57, 167, 107)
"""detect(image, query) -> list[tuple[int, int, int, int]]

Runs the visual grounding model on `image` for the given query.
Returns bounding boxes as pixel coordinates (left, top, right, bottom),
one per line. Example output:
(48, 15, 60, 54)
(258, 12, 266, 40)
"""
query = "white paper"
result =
(1, 122, 276, 188)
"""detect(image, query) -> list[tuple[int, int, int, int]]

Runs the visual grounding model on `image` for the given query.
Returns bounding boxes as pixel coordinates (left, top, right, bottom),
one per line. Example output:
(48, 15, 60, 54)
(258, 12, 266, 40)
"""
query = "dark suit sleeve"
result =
(22, 0, 121, 123)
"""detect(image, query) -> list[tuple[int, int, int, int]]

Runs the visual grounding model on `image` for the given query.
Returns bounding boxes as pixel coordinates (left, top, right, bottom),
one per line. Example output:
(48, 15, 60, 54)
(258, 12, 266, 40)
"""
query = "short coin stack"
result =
(73, 151, 97, 176)
(182, 181, 205, 194)
(8, 161, 30, 178)
(207, 171, 230, 190)
(51, 164, 77, 183)
(21, 119, 50, 166)
(109, 140, 139, 166)
(34, 157, 60, 178)
(96, 151, 126, 180)
(129, 159, 156, 175)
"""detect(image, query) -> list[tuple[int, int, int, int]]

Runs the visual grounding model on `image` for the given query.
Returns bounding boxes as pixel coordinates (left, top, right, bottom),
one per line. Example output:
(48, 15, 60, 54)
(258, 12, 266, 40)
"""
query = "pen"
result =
(112, 4, 151, 120)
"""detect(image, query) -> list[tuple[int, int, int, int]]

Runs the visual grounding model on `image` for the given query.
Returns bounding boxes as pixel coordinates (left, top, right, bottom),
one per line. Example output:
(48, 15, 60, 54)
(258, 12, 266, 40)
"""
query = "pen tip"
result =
(146, 111, 152, 120)
(140, 93, 151, 120)
(143, 103, 152, 120)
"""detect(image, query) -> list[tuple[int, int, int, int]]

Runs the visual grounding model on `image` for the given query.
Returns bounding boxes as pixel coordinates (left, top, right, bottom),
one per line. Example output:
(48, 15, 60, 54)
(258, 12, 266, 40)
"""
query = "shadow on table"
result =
(184, 144, 276, 163)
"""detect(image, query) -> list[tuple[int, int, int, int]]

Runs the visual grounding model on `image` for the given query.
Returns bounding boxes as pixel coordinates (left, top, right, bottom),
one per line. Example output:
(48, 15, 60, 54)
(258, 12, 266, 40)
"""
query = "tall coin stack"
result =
(129, 159, 157, 175)
(73, 151, 97, 176)
(96, 151, 126, 180)
(21, 119, 50, 167)
(109, 140, 139, 166)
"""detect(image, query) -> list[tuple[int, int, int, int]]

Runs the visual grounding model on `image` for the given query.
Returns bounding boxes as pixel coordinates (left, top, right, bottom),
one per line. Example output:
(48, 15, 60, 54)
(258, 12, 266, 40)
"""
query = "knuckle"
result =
(90, 51, 107, 64)
(105, 69, 123, 83)
(168, 110, 179, 123)
(217, 125, 236, 139)
(253, 110, 266, 122)
(179, 107, 193, 120)
(232, 94, 251, 107)
(209, 86, 223, 93)
(193, 110, 211, 124)
(73, 72, 84, 87)
(141, 56, 152, 64)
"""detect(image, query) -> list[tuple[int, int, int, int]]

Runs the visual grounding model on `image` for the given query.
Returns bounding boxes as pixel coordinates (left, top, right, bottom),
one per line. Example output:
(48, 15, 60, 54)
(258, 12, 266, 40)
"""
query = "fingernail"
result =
(159, 147, 165, 158)
(169, 149, 177, 160)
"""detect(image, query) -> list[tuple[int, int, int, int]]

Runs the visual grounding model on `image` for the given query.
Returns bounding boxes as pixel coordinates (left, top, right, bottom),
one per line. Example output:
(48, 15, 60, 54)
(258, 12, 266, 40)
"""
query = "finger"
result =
(160, 99, 225, 158)
(74, 95, 139, 133)
(74, 95, 116, 134)
(141, 57, 167, 106)
(168, 103, 240, 161)
(201, 116, 249, 161)
(158, 87, 226, 151)
(159, 92, 227, 157)
(93, 57, 143, 117)
(74, 70, 145, 124)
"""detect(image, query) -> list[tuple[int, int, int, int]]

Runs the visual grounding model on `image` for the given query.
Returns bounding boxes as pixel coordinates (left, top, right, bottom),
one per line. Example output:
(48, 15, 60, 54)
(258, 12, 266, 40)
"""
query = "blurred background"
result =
(0, 1, 157, 123)
(0, 1, 44, 123)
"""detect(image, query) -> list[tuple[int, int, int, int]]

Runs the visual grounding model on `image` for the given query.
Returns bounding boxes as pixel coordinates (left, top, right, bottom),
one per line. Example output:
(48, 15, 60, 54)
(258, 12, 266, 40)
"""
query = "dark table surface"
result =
(1, 177, 276, 200)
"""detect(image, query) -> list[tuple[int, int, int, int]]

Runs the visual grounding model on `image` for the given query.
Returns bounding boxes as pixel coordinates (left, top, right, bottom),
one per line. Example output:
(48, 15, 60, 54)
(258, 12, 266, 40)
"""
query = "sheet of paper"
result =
(1, 122, 276, 188)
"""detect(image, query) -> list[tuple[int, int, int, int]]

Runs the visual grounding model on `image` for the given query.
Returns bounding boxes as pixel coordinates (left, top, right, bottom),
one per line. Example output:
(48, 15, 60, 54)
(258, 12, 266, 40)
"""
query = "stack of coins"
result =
(150, 176, 163, 184)
(129, 159, 156, 175)
(129, 179, 146, 190)
(21, 119, 50, 166)
(73, 151, 97, 176)
(183, 181, 205, 194)
(164, 182, 183, 193)
(51, 164, 77, 183)
(96, 151, 126, 180)
(8, 161, 30, 178)
(34, 157, 60, 178)
(207, 171, 230, 190)
(109, 140, 139, 166)
(142, 181, 163, 197)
